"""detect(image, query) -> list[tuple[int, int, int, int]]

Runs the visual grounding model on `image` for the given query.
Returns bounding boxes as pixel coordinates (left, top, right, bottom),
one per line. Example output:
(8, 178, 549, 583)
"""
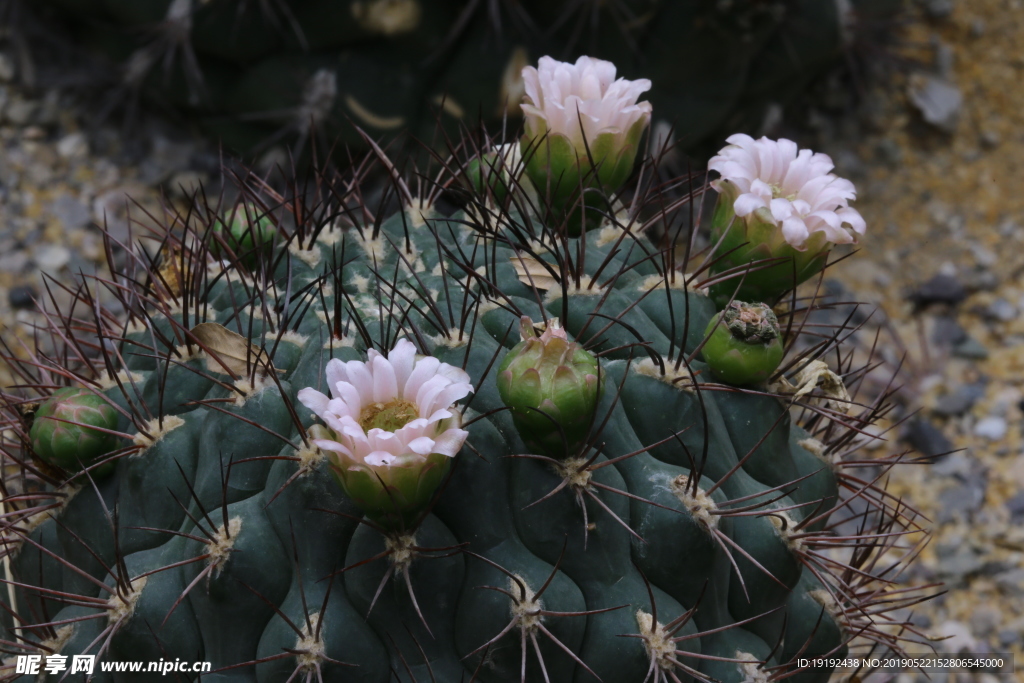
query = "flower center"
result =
(769, 183, 799, 202)
(359, 399, 419, 432)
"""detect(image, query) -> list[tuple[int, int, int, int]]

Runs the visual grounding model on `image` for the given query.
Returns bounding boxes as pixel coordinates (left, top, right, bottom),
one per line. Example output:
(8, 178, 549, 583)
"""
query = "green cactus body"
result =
(28, 0, 899, 155)
(0, 140, 927, 683)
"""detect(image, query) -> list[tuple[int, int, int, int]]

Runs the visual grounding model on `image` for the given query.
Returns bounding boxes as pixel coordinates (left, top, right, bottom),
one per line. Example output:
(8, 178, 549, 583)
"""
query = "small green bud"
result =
(701, 301, 784, 386)
(497, 317, 602, 458)
(29, 387, 119, 476)
(211, 206, 276, 269)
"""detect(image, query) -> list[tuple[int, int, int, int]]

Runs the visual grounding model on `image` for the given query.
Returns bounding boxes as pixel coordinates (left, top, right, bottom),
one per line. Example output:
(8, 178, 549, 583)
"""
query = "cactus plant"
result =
(25, 0, 901, 157)
(0, 61, 932, 683)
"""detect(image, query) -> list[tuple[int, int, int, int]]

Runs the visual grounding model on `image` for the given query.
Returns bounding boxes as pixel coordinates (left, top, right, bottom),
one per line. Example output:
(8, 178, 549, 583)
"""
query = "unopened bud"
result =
(497, 317, 602, 457)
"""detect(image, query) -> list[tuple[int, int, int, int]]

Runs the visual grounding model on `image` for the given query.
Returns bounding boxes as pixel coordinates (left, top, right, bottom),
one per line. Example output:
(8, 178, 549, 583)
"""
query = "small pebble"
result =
(4, 97, 38, 126)
(910, 274, 967, 308)
(994, 568, 1024, 594)
(7, 284, 36, 309)
(32, 243, 71, 272)
(908, 74, 963, 133)
(986, 297, 1017, 321)
(932, 316, 968, 346)
(56, 132, 88, 160)
(937, 481, 986, 523)
(952, 336, 989, 360)
(980, 129, 1001, 149)
(922, 0, 954, 19)
(970, 604, 1001, 637)
(934, 386, 980, 416)
(1004, 490, 1024, 519)
(974, 416, 1007, 441)
(903, 417, 954, 457)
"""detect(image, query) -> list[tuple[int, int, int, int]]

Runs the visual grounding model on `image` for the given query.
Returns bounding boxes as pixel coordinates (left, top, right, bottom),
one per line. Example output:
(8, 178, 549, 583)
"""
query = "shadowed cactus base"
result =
(0, 133, 931, 683)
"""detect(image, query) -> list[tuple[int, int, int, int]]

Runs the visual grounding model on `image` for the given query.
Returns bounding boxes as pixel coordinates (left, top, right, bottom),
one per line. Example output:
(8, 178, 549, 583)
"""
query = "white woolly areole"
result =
(288, 240, 322, 268)
(132, 415, 186, 450)
(637, 273, 692, 293)
(632, 357, 695, 392)
(636, 610, 674, 671)
(735, 651, 770, 683)
(521, 56, 651, 149)
(768, 509, 803, 551)
(209, 517, 243, 577)
(670, 475, 718, 531)
(298, 339, 472, 469)
(708, 133, 866, 250)
(294, 612, 326, 670)
(107, 576, 147, 624)
(97, 370, 145, 391)
(797, 436, 833, 465)
(510, 575, 543, 632)
(384, 532, 417, 571)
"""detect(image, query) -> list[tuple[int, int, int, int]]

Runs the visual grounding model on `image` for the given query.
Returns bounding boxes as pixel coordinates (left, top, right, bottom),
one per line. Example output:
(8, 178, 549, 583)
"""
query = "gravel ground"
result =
(2, 1, 1024, 680)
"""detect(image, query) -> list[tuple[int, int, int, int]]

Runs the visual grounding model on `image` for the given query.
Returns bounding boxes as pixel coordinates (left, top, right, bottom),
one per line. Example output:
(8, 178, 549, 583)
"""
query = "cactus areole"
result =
(0, 56, 931, 683)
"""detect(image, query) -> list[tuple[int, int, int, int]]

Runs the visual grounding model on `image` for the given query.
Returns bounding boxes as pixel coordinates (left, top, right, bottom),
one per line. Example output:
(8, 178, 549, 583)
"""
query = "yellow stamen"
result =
(359, 399, 418, 432)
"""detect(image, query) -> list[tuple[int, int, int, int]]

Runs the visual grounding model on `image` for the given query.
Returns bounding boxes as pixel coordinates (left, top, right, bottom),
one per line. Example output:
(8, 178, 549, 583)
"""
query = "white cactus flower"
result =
(708, 133, 866, 251)
(298, 339, 472, 469)
(521, 55, 652, 150)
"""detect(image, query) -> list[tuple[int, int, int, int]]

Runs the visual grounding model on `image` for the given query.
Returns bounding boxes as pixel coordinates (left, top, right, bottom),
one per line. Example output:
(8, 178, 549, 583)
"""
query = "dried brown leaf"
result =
(189, 322, 275, 379)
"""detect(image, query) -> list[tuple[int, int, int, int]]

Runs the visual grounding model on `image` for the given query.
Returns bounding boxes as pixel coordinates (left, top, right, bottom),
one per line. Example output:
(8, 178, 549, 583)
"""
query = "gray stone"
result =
(3, 97, 38, 126)
(908, 74, 962, 133)
(952, 336, 989, 360)
(986, 298, 1016, 322)
(932, 453, 974, 478)
(7, 284, 35, 309)
(47, 195, 91, 229)
(922, 0, 953, 19)
(910, 274, 966, 308)
(32, 244, 71, 272)
(994, 568, 1024, 594)
(934, 384, 984, 416)
(980, 129, 1001, 149)
(875, 138, 904, 165)
(936, 539, 985, 577)
(974, 416, 1007, 441)
(903, 417, 954, 458)
(1005, 490, 1024, 519)
(936, 481, 986, 523)
(963, 269, 1000, 292)
(970, 604, 1001, 637)
(932, 316, 968, 346)
(56, 132, 89, 160)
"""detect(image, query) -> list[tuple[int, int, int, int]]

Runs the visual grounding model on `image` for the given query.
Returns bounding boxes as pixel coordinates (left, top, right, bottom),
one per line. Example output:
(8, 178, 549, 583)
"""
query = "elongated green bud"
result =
(702, 301, 784, 386)
(29, 387, 119, 476)
(497, 317, 602, 458)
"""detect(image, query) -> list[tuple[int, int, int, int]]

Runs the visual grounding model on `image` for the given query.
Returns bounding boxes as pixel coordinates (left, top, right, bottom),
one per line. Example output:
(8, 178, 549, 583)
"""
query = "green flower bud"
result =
(29, 387, 119, 476)
(701, 302, 784, 386)
(211, 206, 277, 269)
(497, 317, 602, 458)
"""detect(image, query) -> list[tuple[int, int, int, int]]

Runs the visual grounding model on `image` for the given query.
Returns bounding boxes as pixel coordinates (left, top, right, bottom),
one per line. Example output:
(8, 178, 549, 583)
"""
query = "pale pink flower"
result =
(297, 339, 472, 468)
(521, 56, 652, 149)
(708, 134, 866, 251)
